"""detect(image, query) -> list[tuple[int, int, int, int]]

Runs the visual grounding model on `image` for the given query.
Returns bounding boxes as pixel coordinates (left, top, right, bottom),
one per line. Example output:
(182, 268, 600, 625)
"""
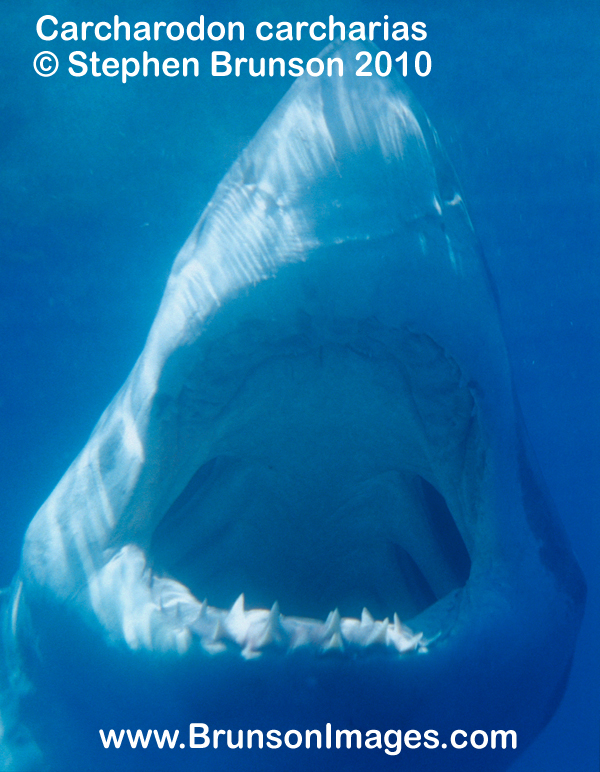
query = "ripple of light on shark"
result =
(1, 42, 585, 771)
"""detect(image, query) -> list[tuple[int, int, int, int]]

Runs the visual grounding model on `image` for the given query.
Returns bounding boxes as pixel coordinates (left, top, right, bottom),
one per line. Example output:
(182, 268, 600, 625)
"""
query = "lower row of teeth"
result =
(161, 593, 431, 659)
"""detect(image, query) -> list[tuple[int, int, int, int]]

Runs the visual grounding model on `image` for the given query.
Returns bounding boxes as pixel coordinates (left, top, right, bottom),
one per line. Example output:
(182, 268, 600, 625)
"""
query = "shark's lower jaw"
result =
(3, 41, 584, 772)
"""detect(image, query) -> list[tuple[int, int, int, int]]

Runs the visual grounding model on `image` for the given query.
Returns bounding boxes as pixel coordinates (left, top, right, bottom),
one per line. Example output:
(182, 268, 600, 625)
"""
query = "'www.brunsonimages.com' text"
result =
(100, 724, 517, 755)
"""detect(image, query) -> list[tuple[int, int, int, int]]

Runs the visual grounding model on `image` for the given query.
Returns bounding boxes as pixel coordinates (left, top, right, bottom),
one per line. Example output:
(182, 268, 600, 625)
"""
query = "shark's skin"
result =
(1, 43, 585, 771)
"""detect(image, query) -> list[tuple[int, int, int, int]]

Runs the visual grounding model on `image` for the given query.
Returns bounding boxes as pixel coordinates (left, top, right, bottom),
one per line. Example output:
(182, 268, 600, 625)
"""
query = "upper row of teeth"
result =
(162, 593, 433, 659)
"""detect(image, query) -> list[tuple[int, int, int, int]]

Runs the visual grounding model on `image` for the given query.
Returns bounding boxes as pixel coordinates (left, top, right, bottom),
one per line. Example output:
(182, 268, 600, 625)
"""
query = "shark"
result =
(0, 42, 585, 771)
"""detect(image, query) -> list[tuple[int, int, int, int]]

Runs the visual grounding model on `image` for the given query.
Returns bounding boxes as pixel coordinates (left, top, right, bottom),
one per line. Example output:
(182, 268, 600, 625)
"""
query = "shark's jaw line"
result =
(3, 41, 584, 772)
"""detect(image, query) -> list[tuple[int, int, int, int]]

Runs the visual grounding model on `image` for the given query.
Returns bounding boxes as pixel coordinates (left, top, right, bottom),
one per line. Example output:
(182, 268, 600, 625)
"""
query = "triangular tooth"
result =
(324, 609, 341, 637)
(322, 631, 344, 653)
(199, 599, 208, 617)
(255, 618, 276, 649)
(228, 594, 246, 622)
(225, 594, 251, 647)
(212, 618, 226, 642)
(361, 608, 374, 626)
(254, 602, 284, 650)
(394, 631, 424, 653)
(394, 613, 402, 633)
(366, 618, 389, 646)
(259, 619, 283, 649)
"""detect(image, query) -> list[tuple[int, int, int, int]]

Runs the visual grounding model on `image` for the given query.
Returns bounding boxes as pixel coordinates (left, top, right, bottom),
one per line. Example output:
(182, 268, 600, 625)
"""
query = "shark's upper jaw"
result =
(5, 42, 585, 771)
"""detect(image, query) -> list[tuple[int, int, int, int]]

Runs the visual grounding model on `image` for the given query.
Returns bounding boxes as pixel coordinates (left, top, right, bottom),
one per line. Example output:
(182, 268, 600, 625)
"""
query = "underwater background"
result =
(1, 0, 598, 769)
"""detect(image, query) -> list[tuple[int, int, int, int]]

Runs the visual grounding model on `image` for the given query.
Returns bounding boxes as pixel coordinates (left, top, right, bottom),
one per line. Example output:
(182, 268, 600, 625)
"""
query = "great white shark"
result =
(0, 42, 585, 770)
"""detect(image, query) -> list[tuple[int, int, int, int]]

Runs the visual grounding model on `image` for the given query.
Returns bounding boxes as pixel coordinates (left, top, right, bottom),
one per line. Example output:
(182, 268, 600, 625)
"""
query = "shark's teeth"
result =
(180, 593, 432, 658)
(229, 593, 245, 619)
(152, 577, 427, 657)
(252, 602, 286, 651)
(323, 609, 342, 638)
(322, 609, 344, 653)
(366, 617, 389, 646)
(212, 617, 226, 642)
(200, 616, 228, 654)
(224, 593, 249, 646)
(389, 630, 424, 654)
(361, 607, 374, 626)
(322, 631, 344, 653)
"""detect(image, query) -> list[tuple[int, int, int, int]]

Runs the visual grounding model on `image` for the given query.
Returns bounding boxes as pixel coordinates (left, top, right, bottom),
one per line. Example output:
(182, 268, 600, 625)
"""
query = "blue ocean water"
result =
(1, 0, 598, 770)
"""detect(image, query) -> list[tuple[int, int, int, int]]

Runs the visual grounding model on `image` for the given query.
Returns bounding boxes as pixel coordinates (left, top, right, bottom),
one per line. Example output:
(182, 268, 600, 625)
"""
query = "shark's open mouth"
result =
(146, 324, 475, 658)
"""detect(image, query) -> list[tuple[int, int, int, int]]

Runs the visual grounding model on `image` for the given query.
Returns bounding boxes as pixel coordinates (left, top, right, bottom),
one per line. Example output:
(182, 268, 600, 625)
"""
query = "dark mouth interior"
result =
(149, 323, 474, 625)
(390, 477, 470, 617)
(152, 467, 470, 622)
